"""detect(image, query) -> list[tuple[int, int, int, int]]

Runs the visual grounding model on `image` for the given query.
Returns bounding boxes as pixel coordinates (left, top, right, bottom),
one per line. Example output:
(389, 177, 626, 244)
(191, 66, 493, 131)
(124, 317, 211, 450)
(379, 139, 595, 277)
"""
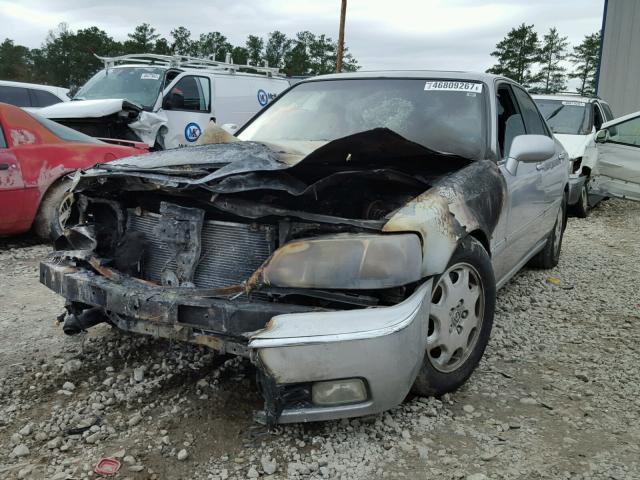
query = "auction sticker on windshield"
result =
(141, 73, 161, 80)
(561, 101, 586, 107)
(424, 81, 483, 93)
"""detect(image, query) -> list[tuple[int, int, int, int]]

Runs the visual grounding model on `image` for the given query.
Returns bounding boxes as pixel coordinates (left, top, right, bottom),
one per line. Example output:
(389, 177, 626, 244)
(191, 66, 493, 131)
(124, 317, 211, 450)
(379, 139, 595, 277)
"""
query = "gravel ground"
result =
(0, 198, 638, 480)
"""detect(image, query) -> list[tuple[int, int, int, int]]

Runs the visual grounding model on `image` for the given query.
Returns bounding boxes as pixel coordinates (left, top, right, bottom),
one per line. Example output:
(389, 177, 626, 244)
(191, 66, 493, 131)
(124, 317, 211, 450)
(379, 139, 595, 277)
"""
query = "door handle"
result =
(0, 163, 9, 171)
(536, 163, 544, 171)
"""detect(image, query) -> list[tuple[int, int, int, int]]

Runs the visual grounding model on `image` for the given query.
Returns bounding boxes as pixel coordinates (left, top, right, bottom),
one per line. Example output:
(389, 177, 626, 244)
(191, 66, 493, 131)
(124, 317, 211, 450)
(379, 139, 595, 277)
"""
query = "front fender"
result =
(383, 160, 506, 276)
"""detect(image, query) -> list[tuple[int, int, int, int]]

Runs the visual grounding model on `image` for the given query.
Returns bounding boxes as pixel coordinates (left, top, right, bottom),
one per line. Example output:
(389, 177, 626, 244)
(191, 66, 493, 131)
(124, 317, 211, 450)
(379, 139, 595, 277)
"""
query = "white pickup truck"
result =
(36, 54, 290, 150)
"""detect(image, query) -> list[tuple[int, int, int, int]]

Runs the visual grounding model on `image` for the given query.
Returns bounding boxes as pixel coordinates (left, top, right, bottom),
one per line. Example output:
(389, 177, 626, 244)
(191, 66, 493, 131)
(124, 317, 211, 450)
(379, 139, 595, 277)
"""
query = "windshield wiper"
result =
(545, 105, 565, 121)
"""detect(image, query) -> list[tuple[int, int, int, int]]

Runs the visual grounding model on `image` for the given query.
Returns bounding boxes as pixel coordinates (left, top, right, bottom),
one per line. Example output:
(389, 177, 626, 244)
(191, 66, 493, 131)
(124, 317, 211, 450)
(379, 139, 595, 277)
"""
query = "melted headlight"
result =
(260, 233, 422, 289)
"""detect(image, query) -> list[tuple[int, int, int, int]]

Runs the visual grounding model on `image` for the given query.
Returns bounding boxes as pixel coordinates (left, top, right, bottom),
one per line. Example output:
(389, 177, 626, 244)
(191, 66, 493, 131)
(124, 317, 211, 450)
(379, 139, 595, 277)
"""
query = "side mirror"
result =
(595, 129, 608, 143)
(509, 135, 556, 163)
(221, 123, 238, 134)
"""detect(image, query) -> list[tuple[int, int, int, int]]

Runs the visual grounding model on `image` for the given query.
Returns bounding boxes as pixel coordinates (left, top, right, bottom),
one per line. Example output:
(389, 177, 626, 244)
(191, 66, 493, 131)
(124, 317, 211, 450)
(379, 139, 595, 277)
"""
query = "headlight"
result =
(260, 233, 422, 289)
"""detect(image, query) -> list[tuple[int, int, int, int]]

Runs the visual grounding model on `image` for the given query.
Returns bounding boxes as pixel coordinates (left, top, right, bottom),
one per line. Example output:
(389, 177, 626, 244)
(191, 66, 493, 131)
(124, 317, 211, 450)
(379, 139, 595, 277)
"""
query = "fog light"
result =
(311, 379, 367, 406)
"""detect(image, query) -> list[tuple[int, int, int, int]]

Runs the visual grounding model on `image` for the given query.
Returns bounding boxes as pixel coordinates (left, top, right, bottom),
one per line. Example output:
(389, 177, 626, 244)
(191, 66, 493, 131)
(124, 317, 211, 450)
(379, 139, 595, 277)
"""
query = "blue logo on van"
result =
(184, 122, 201, 142)
(257, 89, 269, 106)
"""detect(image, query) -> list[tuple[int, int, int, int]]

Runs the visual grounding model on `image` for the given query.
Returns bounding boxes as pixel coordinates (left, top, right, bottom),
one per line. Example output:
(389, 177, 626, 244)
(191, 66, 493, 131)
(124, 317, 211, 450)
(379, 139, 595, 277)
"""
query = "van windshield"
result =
(535, 99, 590, 135)
(239, 78, 487, 159)
(74, 67, 165, 110)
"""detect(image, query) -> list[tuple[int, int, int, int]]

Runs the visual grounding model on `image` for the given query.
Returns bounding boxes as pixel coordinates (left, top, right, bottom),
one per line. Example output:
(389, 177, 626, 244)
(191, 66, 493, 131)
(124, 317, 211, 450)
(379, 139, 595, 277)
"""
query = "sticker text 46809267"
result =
(424, 81, 483, 93)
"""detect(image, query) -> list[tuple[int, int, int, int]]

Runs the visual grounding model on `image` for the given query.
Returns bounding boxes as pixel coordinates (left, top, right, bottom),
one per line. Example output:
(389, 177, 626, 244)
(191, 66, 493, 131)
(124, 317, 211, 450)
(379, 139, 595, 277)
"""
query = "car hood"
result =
(76, 128, 474, 196)
(554, 133, 593, 159)
(38, 99, 142, 119)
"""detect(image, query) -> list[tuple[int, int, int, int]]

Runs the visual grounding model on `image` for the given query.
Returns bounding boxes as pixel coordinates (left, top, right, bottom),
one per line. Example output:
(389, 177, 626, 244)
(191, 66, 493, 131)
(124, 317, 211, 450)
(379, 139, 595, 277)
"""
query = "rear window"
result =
(0, 85, 30, 107)
(31, 89, 63, 107)
(26, 112, 103, 144)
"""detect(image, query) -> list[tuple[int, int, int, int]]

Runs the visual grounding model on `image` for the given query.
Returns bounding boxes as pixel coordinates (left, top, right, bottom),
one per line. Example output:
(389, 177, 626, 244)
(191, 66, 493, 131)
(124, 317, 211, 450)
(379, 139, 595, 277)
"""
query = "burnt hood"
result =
(98, 128, 473, 184)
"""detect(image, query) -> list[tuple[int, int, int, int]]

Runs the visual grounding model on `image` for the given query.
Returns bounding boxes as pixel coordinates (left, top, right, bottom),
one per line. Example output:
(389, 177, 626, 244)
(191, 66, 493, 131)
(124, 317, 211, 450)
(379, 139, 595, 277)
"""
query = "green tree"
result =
(0, 39, 32, 81)
(264, 31, 291, 68)
(486, 23, 542, 87)
(170, 26, 196, 56)
(154, 38, 172, 55)
(245, 35, 264, 66)
(284, 31, 315, 75)
(231, 46, 248, 65)
(124, 23, 160, 53)
(32, 23, 119, 89)
(569, 32, 601, 96)
(535, 27, 568, 93)
(197, 32, 232, 61)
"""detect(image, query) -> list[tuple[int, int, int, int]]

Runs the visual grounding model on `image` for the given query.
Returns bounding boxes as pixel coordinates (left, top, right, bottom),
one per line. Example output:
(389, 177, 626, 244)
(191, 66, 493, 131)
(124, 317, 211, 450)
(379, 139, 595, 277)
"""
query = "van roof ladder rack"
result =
(94, 53, 283, 77)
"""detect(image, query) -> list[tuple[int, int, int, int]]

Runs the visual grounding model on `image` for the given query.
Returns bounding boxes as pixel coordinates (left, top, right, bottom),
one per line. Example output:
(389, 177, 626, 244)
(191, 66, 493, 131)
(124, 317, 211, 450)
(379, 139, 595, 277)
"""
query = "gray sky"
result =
(0, 0, 605, 72)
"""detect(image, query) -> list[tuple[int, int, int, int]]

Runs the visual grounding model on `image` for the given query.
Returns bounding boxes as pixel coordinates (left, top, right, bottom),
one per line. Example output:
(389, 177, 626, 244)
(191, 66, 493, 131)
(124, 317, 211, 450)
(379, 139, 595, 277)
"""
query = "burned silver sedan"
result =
(41, 72, 569, 425)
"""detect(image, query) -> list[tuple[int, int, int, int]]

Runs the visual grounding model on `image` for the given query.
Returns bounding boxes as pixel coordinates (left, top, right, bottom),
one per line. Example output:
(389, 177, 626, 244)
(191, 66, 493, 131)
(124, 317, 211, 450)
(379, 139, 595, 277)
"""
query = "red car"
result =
(0, 102, 146, 239)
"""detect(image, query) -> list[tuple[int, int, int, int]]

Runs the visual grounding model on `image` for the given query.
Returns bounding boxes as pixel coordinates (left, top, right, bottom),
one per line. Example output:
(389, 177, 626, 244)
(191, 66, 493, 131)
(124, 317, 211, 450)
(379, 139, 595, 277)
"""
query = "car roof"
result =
(532, 93, 598, 103)
(301, 70, 508, 84)
(0, 80, 69, 96)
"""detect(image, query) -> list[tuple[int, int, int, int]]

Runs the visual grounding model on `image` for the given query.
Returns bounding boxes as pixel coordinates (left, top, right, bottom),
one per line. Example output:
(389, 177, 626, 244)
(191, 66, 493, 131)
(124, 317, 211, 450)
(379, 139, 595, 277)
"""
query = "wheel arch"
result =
(467, 229, 491, 257)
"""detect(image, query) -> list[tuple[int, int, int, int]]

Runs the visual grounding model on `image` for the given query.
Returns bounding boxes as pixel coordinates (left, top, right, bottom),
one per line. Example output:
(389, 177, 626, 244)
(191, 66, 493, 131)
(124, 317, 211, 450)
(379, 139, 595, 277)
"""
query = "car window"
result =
(593, 104, 605, 131)
(512, 87, 547, 136)
(239, 78, 488, 160)
(0, 124, 7, 148)
(496, 84, 525, 158)
(607, 116, 640, 147)
(31, 89, 63, 107)
(25, 111, 103, 144)
(0, 85, 31, 107)
(166, 76, 210, 112)
(600, 102, 614, 122)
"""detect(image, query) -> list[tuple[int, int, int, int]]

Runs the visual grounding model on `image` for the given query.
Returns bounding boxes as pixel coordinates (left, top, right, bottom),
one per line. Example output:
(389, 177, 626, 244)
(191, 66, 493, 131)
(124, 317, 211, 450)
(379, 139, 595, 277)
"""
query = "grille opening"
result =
(127, 209, 275, 289)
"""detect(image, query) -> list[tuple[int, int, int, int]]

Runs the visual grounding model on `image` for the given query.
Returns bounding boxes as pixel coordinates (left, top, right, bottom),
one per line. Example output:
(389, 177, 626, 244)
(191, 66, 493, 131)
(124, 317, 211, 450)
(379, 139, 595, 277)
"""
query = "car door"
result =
(0, 120, 27, 234)
(590, 112, 640, 201)
(493, 83, 546, 281)
(161, 74, 213, 149)
(511, 86, 566, 232)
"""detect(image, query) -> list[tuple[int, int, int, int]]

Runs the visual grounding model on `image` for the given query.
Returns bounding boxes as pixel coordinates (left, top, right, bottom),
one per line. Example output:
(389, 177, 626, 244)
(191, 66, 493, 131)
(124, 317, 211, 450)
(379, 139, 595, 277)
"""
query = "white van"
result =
(37, 54, 290, 149)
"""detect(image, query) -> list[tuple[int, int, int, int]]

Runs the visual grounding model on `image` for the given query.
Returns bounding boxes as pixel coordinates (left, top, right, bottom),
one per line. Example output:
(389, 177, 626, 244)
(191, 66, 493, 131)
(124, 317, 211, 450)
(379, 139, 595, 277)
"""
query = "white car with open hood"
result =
(36, 54, 290, 150)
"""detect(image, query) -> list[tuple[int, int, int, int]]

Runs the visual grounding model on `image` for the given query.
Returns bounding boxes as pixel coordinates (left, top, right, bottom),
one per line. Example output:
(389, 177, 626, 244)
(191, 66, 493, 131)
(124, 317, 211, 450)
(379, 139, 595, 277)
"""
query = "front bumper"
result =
(40, 260, 432, 424)
(568, 174, 587, 206)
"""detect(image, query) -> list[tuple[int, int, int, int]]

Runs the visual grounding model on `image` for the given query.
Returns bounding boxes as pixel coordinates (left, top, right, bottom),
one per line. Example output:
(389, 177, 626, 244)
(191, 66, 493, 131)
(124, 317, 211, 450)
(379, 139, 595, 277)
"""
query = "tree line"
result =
(0, 23, 359, 90)
(487, 24, 601, 96)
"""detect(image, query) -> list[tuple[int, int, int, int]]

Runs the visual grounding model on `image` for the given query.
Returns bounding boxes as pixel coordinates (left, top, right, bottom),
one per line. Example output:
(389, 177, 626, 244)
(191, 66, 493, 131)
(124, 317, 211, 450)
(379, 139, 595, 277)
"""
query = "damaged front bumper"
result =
(40, 259, 432, 424)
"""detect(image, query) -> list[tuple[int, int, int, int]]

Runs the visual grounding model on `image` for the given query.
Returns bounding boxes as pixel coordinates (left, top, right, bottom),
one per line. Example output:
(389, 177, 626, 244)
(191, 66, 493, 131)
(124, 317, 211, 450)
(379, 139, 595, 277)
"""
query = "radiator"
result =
(127, 209, 275, 288)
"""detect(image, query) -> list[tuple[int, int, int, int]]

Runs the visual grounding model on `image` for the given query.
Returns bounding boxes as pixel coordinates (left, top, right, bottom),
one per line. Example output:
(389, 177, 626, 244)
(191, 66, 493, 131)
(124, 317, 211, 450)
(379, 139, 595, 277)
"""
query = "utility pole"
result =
(336, 0, 347, 72)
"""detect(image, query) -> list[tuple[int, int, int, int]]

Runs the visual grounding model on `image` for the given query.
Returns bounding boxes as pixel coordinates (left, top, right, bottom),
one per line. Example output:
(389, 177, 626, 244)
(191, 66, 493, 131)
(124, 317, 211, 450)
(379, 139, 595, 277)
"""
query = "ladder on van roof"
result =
(95, 53, 284, 77)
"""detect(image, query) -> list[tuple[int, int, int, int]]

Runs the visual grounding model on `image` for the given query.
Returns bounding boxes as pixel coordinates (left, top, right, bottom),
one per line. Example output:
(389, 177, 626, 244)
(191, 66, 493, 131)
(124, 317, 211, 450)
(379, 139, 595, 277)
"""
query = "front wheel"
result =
(412, 236, 495, 397)
(571, 184, 590, 218)
(33, 179, 74, 241)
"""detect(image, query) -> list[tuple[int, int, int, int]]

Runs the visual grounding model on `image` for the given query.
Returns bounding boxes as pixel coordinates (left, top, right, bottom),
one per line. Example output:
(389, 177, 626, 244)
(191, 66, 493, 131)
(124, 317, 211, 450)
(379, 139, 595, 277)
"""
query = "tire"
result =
(33, 179, 74, 241)
(570, 184, 589, 218)
(412, 236, 495, 397)
(528, 194, 567, 269)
